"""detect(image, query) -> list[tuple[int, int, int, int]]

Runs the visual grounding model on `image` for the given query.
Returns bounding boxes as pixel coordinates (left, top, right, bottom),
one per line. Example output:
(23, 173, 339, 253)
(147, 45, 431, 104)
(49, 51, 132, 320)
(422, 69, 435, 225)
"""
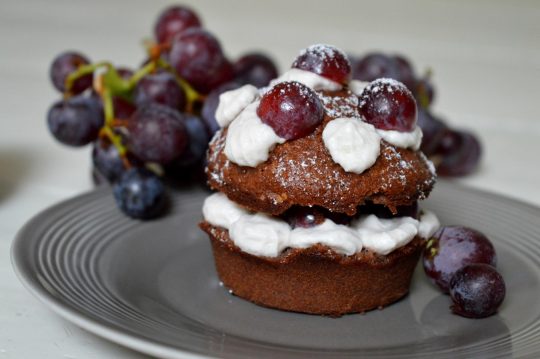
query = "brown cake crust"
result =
(207, 130, 434, 217)
(201, 221, 424, 316)
(206, 88, 434, 216)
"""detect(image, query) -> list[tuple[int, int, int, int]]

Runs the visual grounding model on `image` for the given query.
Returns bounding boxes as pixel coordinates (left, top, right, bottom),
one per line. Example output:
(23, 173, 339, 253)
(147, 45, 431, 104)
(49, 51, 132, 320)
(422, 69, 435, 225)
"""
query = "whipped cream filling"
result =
(224, 102, 286, 167)
(322, 117, 381, 174)
(217, 69, 424, 171)
(203, 193, 440, 258)
(269, 68, 342, 92)
(215, 84, 259, 128)
(348, 80, 369, 96)
(377, 126, 422, 151)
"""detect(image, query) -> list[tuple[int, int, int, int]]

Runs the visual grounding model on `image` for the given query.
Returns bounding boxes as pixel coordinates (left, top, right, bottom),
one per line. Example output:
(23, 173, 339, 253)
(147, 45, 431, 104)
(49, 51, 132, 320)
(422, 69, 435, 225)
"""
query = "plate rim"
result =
(10, 181, 540, 358)
(11, 187, 213, 359)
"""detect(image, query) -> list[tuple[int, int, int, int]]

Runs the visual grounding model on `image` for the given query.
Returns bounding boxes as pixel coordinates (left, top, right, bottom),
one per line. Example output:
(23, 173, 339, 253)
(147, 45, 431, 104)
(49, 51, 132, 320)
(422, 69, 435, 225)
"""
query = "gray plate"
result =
(11, 181, 540, 358)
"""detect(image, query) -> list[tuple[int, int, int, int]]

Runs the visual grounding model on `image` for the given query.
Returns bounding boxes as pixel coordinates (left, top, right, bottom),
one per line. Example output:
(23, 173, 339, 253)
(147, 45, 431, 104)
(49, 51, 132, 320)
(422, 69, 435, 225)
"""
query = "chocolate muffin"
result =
(200, 44, 440, 316)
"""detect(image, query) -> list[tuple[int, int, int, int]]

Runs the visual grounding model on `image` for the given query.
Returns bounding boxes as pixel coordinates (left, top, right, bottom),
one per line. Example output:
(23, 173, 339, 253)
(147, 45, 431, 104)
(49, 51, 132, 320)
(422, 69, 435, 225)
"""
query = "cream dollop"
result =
(224, 102, 285, 167)
(215, 84, 259, 128)
(322, 118, 381, 174)
(352, 215, 420, 255)
(270, 68, 342, 91)
(377, 126, 423, 150)
(348, 80, 369, 96)
(417, 210, 440, 238)
(202, 193, 440, 257)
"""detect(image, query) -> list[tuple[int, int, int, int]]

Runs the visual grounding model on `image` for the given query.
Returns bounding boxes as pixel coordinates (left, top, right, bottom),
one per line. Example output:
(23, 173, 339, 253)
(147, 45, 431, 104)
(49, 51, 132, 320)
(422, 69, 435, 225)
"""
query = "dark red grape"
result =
(358, 78, 417, 132)
(47, 95, 103, 146)
(154, 5, 201, 44)
(283, 206, 354, 228)
(168, 28, 233, 94)
(113, 168, 167, 219)
(257, 81, 324, 140)
(433, 129, 482, 177)
(283, 207, 326, 229)
(234, 52, 278, 88)
(113, 97, 136, 119)
(127, 104, 188, 164)
(449, 264, 506, 318)
(201, 81, 241, 136)
(50, 51, 93, 94)
(352, 53, 398, 83)
(134, 72, 187, 111)
(423, 226, 497, 293)
(292, 44, 351, 84)
(352, 53, 417, 91)
(417, 108, 447, 155)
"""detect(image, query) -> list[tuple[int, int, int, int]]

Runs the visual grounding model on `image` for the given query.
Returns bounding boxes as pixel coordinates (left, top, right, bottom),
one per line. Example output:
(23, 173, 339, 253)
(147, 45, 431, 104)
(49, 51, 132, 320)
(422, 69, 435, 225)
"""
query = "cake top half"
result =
(206, 44, 436, 216)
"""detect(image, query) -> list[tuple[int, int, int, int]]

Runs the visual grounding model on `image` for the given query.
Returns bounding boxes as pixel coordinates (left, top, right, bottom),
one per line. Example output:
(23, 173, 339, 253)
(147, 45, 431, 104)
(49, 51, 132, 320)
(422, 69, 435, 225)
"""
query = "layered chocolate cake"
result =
(200, 44, 440, 316)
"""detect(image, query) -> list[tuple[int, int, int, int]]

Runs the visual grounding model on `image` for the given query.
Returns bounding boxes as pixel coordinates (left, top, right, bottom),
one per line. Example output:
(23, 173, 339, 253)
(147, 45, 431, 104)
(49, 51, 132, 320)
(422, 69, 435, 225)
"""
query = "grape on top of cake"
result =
(200, 44, 440, 316)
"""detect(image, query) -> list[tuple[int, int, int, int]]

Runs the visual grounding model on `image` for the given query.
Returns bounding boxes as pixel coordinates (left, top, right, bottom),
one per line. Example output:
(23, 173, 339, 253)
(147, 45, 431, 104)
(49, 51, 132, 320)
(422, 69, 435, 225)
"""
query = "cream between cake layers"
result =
(200, 44, 439, 316)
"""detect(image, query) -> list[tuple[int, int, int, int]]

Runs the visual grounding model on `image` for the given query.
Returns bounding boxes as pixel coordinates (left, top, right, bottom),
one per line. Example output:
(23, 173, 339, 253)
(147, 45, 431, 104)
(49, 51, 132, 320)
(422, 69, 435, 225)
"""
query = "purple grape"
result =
(433, 129, 482, 177)
(47, 95, 103, 146)
(423, 226, 497, 293)
(392, 55, 416, 91)
(352, 53, 417, 91)
(168, 28, 233, 94)
(154, 5, 201, 44)
(92, 137, 141, 183)
(352, 53, 398, 83)
(234, 52, 278, 88)
(127, 104, 188, 164)
(91, 166, 108, 186)
(417, 108, 447, 155)
(201, 81, 241, 136)
(50, 51, 93, 94)
(134, 72, 187, 111)
(113, 168, 167, 219)
(164, 115, 210, 184)
(450, 264, 506, 318)
(171, 115, 209, 167)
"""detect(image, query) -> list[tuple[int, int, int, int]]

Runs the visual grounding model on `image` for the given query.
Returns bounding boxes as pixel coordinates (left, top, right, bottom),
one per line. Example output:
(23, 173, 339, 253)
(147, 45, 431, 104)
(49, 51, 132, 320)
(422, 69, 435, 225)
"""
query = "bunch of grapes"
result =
(350, 53, 482, 177)
(46, 5, 278, 219)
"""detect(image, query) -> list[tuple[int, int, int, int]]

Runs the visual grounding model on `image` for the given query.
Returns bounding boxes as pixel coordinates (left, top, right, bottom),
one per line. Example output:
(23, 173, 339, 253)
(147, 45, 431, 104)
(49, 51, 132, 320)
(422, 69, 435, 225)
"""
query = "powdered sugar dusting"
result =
(319, 90, 360, 118)
(274, 151, 352, 199)
(207, 130, 228, 186)
(296, 44, 350, 66)
(358, 77, 413, 107)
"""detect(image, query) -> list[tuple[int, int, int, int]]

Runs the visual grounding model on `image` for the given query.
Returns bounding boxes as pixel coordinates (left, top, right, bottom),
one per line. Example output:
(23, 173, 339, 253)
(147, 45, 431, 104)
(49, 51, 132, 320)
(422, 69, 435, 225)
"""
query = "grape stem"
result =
(417, 68, 433, 109)
(64, 41, 203, 171)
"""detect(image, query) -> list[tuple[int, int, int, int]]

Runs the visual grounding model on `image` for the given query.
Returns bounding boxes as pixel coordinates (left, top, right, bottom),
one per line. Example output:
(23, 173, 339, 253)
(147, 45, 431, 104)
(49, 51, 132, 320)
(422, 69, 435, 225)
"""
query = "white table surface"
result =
(1, 0, 539, 357)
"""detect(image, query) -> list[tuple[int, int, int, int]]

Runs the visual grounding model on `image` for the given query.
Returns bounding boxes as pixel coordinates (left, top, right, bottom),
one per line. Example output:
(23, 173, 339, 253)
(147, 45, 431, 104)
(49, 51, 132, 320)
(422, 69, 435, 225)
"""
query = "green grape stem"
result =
(417, 68, 433, 109)
(64, 41, 203, 171)
(64, 61, 111, 96)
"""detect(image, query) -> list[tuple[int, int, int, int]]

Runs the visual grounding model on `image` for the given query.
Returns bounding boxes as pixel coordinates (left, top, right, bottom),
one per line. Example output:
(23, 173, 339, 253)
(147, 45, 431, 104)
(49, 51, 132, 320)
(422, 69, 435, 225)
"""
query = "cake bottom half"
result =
(200, 221, 424, 317)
